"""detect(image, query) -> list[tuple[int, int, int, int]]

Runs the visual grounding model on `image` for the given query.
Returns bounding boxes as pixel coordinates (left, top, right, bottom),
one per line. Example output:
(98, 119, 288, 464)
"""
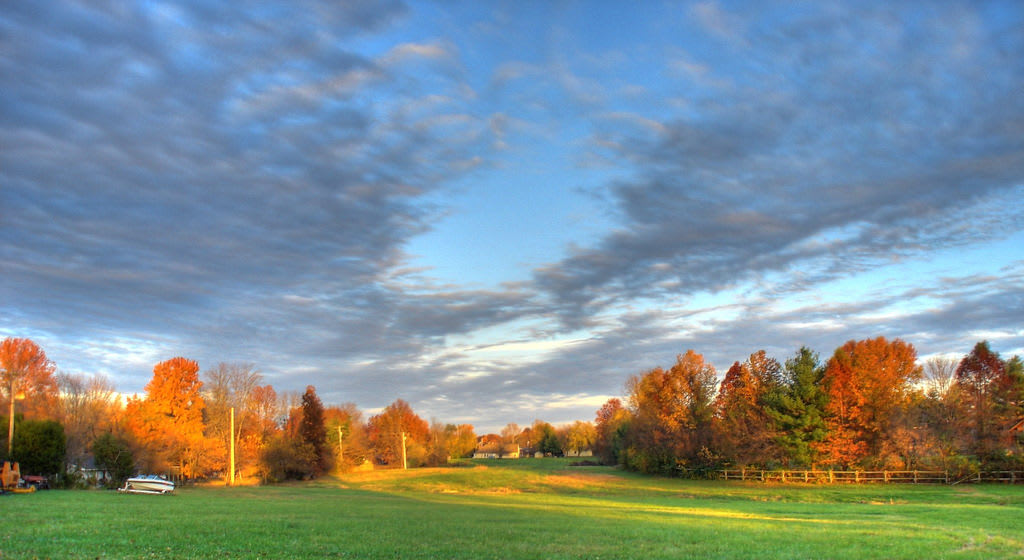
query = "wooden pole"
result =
(7, 379, 14, 457)
(401, 432, 408, 470)
(229, 407, 235, 486)
(342, 427, 350, 466)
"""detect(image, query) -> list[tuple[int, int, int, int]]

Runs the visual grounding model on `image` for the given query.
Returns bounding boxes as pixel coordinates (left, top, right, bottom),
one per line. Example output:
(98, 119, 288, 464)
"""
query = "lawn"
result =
(2, 458, 1022, 559)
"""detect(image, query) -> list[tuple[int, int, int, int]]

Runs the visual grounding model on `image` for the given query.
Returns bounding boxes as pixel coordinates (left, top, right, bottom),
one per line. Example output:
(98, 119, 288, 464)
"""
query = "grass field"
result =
(2, 458, 1023, 559)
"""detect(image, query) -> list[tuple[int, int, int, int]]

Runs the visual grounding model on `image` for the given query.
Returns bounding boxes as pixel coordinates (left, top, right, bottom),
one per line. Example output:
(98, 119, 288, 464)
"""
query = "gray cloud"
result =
(2, 2, 1022, 433)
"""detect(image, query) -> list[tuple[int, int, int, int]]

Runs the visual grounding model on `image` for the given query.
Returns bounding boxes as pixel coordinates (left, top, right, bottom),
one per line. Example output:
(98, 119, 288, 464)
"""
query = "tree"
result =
(924, 356, 958, 398)
(531, 420, 560, 456)
(366, 399, 429, 466)
(446, 423, 477, 459)
(57, 372, 119, 470)
(1003, 356, 1024, 458)
(298, 385, 328, 475)
(203, 363, 265, 477)
(124, 357, 208, 477)
(954, 341, 1009, 461)
(594, 398, 631, 465)
(12, 419, 66, 478)
(624, 350, 717, 475)
(92, 432, 135, 487)
(325, 403, 368, 470)
(817, 337, 922, 468)
(763, 347, 828, 468)
(563, 421, 596, 456)
(713, 350, 782, 467)
(259, 433, 317, 482)
(497, 423, 522, 458)
(1, 337, 58, 457)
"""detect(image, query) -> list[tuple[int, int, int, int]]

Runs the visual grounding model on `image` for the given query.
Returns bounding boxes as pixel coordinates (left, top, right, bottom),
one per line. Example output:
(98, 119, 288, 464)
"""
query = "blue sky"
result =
(2, 1, 1023, 432)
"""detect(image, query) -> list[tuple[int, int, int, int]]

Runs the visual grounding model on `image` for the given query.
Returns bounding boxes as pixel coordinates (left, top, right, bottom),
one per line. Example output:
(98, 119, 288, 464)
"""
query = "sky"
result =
(2, 1, 1023, 433)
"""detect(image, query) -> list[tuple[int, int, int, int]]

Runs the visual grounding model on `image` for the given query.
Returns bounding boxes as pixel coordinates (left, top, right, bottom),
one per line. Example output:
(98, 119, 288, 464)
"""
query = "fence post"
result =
(829, 470, 834, 484)
(914, 470, 918, 484)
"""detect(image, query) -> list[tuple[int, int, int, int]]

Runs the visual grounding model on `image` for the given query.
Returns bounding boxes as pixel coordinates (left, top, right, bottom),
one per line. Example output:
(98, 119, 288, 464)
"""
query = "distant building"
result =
(564, 449, 594, 458)
(472, 435, 520, 459)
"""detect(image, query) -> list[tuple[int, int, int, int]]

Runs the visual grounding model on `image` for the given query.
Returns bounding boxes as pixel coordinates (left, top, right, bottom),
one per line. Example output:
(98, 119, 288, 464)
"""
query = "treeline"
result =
(592, 338, 1024, 477)
(0, 338, 479, 486)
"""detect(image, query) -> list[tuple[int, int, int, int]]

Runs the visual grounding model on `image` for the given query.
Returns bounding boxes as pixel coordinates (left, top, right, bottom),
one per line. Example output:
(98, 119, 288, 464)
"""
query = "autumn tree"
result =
(953, 341, 1011, 461)
(425, 420, 475, 466)
(366, 399, 429, 467)
(624, 350, 717, 475)
(446, 423, 477, 459)
(325, 403, 367, 470)
(1, 337, 58, 457)
(124, 357, 209, 477)
(562, 421, 596, 456)
(817, 337, 922, 468)
(499, 423, 520, 458)
(713, 350, 782, 467)
(531, 420, 560, 456)
(1004, 356, 1024, 459)
(594, 398, 631, 465)
(202, 363, 264, 477)
(763, 347, 828, 468)
(249, 384, 279, 440)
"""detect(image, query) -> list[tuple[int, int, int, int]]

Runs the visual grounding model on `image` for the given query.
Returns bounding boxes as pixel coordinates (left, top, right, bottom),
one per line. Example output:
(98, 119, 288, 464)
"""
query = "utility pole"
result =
(401, 431, 408, 470)
(7, 378, 14, 457)
(337, 425, 344, 465)
(229, 407, 235, 486)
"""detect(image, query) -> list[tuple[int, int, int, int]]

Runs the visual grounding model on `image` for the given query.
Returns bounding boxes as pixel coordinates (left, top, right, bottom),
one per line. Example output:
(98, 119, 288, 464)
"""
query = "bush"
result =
(259, 436, 317, 482)
(12, 419, 66, 478)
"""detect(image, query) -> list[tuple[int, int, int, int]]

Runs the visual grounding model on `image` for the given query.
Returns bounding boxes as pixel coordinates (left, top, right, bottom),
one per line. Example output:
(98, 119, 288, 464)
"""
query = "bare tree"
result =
(202, 363, 263, 475)
(924, 356, 958, 398)
(57, 372, 119, 468)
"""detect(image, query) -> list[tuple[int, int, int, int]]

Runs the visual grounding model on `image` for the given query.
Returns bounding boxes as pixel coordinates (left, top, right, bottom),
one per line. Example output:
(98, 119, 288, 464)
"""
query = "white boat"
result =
(120, 475, 175, 494)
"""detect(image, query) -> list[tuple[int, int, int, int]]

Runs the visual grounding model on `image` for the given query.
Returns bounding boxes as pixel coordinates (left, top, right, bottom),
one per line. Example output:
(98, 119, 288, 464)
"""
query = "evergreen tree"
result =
(299, 385, 328, 475)
(764, 347, 827, 468)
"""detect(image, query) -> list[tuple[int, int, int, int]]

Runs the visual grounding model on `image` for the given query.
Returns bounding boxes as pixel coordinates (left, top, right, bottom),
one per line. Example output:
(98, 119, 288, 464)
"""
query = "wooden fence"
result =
(717, 469, 1024, 485)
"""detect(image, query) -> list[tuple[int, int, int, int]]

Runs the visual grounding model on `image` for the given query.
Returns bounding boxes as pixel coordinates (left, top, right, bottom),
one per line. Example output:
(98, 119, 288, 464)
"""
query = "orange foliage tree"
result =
(325, 403, 368, 469)
(953, 341, 1011, 460)
(124, 357, 209, 477)
(1, 337, 58, 457)
(1, 337, 58, 421)
(594, 397, 631, 465)
(817, 337, 922, 468)
(713, 350, 782, 467)
(366, 399, 429, 467)
(202, 363, 266, 477)
(624, 350, 717, 474)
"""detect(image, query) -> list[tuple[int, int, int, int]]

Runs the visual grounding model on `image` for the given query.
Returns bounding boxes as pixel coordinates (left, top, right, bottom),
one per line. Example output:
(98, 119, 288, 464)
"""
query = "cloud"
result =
(534, 4, 1024, 327)
(2, 2, 1022, 434)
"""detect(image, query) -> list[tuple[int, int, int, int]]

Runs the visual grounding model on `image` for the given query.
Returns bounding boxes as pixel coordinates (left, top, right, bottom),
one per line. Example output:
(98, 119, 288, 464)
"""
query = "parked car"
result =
(21, 475, 49, 490)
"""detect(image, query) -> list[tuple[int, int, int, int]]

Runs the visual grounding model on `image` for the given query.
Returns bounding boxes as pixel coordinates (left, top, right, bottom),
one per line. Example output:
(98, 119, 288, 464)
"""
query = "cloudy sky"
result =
(3, 1, 1023, 432)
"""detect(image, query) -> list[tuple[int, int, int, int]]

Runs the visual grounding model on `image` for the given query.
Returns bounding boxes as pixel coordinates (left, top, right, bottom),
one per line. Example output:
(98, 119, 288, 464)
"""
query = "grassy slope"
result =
(2, 459, 1022, 559)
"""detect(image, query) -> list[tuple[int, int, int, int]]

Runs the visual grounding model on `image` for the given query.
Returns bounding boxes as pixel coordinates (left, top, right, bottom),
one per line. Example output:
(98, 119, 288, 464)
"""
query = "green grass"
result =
(2, 458, 1023, 559)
